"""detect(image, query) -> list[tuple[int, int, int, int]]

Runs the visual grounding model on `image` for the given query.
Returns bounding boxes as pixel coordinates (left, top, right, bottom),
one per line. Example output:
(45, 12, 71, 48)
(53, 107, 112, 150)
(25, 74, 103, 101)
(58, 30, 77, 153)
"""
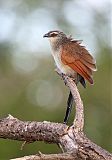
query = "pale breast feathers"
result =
(52, 48, 75, 75)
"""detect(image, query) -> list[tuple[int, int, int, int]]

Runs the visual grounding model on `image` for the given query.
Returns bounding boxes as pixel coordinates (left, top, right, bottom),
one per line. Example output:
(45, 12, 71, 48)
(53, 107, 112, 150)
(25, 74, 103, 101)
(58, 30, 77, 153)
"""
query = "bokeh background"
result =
(0, 0, 111, 159)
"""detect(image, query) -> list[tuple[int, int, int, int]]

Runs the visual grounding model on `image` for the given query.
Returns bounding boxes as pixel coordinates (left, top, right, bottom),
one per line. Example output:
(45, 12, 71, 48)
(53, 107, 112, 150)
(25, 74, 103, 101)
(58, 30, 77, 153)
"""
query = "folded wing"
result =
(61, 41, 97, 84)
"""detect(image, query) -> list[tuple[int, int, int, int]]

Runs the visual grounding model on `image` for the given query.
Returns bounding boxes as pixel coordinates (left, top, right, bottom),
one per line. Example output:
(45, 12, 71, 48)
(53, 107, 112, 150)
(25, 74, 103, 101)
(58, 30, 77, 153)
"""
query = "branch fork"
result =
(0, 69, 112, 160)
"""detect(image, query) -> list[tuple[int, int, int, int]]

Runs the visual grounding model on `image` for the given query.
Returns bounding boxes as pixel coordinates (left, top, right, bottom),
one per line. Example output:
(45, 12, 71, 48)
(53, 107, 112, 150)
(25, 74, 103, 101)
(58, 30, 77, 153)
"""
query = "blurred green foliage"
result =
(0, 0, 111, 159)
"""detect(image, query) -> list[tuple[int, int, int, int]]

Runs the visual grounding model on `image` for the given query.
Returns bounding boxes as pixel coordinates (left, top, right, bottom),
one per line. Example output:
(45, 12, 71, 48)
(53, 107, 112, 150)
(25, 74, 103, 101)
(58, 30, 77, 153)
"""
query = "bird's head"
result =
(43, 30, 67, 43)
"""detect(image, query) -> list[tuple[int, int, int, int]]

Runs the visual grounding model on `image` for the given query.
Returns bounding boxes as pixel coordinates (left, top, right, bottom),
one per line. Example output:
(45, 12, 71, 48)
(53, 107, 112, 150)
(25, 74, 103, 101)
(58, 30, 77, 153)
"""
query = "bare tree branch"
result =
(11, 153, 75, 160)
(0, 74, 112, 160)
(56, 68, 84, 132)
(0, 114, 67, 144)
(66, 78, 84, 132)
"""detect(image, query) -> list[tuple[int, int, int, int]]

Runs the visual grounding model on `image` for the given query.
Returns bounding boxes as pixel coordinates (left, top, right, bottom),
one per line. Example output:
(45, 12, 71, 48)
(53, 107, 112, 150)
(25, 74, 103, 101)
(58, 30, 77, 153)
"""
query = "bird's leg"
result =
(63, 91, 73, 124)
(55, 68, 68, 85)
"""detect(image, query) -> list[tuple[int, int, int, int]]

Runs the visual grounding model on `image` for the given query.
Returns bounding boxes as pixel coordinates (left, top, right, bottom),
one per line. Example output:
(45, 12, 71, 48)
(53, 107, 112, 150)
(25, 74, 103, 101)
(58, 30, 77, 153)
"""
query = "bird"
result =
(43, 30, 97, 123)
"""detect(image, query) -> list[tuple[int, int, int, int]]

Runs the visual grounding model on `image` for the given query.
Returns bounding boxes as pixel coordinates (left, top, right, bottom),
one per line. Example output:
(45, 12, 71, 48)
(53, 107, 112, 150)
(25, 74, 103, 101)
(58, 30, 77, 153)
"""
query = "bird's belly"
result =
(52, 51, 75, 76)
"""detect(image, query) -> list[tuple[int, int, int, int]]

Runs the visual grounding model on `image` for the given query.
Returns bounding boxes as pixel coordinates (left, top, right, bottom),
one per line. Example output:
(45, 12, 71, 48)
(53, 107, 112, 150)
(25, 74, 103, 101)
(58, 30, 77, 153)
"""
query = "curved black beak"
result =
(43, 33, 49, 38)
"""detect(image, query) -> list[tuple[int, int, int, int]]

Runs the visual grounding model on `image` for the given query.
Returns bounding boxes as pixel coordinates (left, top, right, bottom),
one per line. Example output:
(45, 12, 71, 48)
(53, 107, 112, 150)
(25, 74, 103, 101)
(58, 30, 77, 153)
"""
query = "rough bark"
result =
(0, 73, 112, 160)
(11, 153, 75, 160)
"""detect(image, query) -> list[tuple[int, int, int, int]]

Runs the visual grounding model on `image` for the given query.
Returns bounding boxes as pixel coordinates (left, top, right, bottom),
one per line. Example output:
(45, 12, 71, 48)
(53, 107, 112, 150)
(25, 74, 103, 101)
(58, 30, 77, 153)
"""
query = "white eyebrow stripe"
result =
(50, 32, 58, 35)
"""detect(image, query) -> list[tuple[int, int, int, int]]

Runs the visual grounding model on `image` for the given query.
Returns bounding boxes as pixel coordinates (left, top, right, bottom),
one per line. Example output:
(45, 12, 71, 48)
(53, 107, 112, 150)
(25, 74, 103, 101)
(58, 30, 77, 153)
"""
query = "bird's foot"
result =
(55, 68, 68, 85)
(55, 68, 62, 75)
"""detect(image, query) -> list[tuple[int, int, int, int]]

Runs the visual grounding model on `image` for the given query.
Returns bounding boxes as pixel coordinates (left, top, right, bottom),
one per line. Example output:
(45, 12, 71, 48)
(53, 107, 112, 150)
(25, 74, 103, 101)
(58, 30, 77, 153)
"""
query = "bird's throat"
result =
(49, 38, 62, 51)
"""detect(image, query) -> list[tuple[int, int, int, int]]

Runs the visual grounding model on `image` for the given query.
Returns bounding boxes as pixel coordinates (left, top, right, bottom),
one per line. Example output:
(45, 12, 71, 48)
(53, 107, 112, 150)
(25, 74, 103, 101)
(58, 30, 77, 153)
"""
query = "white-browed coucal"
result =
(43, 30, 97, 123)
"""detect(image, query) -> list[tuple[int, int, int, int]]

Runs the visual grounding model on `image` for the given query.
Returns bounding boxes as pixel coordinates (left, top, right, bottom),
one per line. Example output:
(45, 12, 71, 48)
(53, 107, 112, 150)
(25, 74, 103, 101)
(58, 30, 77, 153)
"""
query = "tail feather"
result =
(79, 76, 86, 88)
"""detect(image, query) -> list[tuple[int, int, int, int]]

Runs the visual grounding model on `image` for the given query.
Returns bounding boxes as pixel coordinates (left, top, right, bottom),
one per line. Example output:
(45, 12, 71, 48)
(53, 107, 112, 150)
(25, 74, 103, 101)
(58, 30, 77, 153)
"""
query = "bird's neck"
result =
(49, 37, 68, 51)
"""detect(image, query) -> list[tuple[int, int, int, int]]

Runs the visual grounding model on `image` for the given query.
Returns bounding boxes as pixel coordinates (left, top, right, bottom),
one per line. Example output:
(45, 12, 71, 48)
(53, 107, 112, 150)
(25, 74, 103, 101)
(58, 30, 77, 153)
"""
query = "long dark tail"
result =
(79, 75, 86, 88)
(64, 91, 73, 123)
(63, 74, 86, 124)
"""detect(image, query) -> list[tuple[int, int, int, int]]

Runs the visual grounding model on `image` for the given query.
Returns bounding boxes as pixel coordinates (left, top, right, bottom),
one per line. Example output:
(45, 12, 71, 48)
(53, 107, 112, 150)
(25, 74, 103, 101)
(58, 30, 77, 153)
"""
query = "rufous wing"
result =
(61, 41, 97, 84)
